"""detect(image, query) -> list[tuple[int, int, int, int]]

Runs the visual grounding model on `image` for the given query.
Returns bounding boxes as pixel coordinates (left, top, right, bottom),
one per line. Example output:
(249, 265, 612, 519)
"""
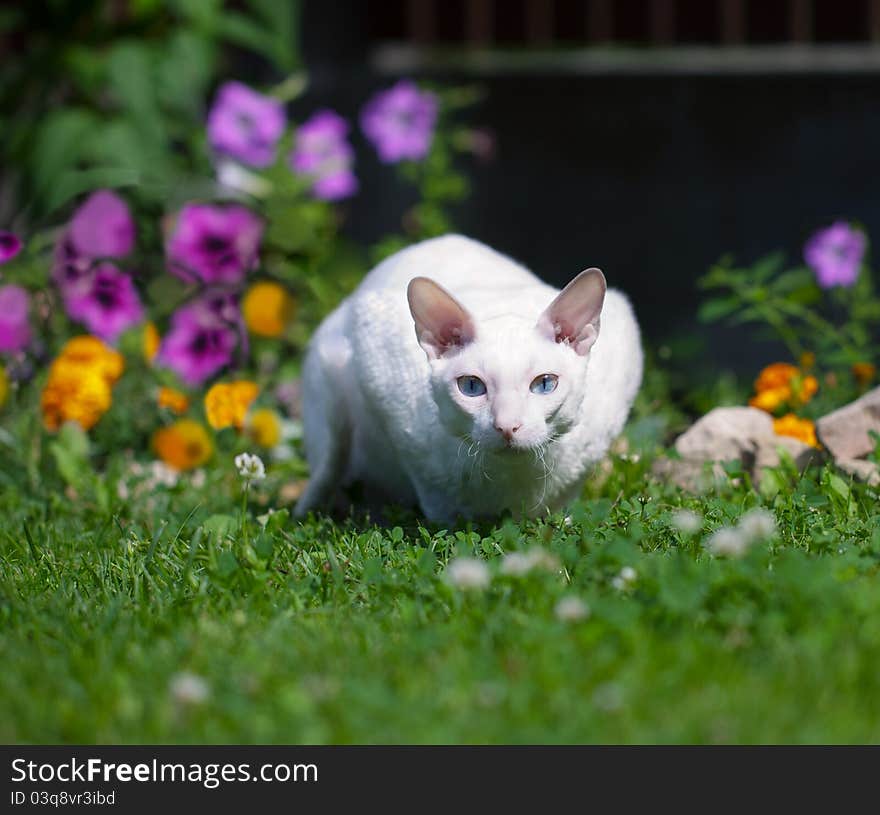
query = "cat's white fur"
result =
(295, 234, 643, 521)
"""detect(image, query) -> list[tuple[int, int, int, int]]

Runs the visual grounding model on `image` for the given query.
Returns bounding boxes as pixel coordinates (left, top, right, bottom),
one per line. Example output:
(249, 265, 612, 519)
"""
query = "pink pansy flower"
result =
(165, 203, 264, 286)
(290, 110, 358, 201)
(156, 291, 243, 385)
(207, 81, 286, 168)
(360, 80, 438, 163)
(0, 284, 32, 353)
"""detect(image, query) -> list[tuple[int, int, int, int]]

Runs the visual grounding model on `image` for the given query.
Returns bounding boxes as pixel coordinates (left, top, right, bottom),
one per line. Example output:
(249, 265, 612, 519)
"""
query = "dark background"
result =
(296, 0, 880, 372)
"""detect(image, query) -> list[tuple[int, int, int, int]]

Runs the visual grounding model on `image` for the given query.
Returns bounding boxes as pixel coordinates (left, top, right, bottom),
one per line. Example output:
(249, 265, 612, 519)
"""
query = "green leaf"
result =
(106, 42, 165, 147)
(46, 167, 141, 214)
(30, 109, 98, 205)
(697, 296, 741, 323)
(49, 423, 91, 489)
(156, 30, 217, 118)
(827, 472, 851, 504)
(202, 514, 237, 541)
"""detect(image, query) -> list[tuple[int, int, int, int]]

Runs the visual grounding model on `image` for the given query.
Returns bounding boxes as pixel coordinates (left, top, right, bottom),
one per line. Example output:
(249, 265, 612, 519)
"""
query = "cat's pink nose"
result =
(495, 423, 521, 442)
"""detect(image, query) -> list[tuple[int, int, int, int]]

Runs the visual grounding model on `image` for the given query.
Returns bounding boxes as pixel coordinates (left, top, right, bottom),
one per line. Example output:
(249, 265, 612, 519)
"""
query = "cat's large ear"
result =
(407, 276, 476, 360)
(536, 268, 606, 356)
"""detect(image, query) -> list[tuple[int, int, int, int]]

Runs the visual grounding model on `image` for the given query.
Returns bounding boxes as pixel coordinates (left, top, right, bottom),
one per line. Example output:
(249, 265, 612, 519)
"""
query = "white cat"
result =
(294, 234, 643, 521)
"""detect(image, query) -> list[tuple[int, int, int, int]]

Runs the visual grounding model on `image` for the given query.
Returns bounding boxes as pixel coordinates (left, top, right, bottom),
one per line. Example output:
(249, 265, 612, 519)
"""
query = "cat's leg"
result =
(294, 325, 353, 518)
(411, 478, 459, 524)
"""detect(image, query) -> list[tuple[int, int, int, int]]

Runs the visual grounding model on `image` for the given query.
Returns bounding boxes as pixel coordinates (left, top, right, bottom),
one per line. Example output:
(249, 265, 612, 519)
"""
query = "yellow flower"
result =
(41, 336, 124, 432)
(204, 381, 259, 430)
(41, 365, 113, 431)
(773, 413, 820, 448)
(0, 366, 8, 408)
(853, 362, 876, 387)
(55, 335, 124, 384)
(247, 408, 282, 448)
(143, 321, 161, 364)
(152, 419, 213, 471)
(242, 282, 295, 338)
(750, 362, 818, 414)
(749, 386, 790, 413)
(157, 386, 190, 415)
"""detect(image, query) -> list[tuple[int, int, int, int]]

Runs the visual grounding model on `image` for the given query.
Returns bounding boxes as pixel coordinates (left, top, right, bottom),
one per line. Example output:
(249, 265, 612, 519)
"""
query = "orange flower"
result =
(204, 381, 259, 430)
(247, 408, 282, 448)
(152, 419, 213, 471)
(41, 336, 124, 431)
(143, 321, 161, 364)
(754, 363, 798, 393)
(157, 386, 190, 415)
(793, 374, 818, 405)
(750, 362, 818, 414)
(773, 413, 820, 448)
(749, 387, 789, 413)
(242, 282, 295, 338)
(41, 365, 113, 431)
(853, 362, 876, 387)
(54, 336, 124, 384)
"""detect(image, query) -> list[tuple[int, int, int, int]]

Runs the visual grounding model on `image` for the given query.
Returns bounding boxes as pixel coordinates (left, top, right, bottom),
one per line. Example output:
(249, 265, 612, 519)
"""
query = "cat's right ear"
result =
(407, 277, 476, 360)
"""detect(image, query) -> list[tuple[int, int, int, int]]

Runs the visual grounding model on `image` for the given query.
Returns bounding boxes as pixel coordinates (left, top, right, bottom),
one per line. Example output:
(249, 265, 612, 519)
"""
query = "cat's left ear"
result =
(536, 268, 606, 356)
(407, 276, 476, 360)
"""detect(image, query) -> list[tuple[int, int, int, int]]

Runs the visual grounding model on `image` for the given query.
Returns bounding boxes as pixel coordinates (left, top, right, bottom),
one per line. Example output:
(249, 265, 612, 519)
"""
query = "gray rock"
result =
(816, 386, 880, 460)
(754, 434, 820, 472)
(835, 457, 880, 487)
(659, 406, 823, 492)
(674, 406, 773, 465)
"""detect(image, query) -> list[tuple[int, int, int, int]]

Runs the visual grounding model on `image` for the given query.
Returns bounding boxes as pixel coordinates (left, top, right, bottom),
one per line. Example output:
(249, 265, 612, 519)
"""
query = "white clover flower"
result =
(169, 672, 210, 706)
(217, 160, 273, 197)
(670, 509, 703, 535)
(737, 508, 777, 543)
(444, 557, 491, 590)
(500, 548, 560, 577)
(612, 566, 638, 591)
(705, 527, 749, 558)
(235, 452, 266, 481)
(150, 460, 179, 488)
(555, 596, 590, 622)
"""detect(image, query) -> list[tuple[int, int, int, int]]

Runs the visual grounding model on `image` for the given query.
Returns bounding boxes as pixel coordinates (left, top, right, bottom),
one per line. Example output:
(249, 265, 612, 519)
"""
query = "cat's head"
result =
(407, 269, 606, 453)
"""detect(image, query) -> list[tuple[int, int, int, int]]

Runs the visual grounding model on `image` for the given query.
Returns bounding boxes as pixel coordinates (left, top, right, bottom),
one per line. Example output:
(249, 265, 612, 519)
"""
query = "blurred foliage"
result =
(0, 0, 300, 224)
(698, 249, 880, 418)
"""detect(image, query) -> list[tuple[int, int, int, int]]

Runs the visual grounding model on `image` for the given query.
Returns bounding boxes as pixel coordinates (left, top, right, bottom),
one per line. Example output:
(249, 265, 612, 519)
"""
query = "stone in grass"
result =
(676, 406, 817, 470)
(654, 406, 819, 492)
(674, 406, 773, 463)
(835, 457, 880, 487)
(816, 385, 880, 461)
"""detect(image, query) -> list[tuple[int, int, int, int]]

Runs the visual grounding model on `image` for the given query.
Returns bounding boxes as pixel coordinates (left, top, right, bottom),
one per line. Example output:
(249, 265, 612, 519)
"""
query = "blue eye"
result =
(457, 375, 487, 397)
(530, 374, 558, 394)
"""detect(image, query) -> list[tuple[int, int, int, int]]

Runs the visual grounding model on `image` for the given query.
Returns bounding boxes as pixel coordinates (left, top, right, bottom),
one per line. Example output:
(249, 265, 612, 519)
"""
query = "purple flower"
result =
(156, 292, 242, 386)
(290, 110, 358, 201)
(62, 262, 144, 343)
(0, 284, 31, 353)
(51, 190, 140, 340)
(207, 81, 286, 168)
(52, 189, 135, 290)
(0, 231, 22, 264)
(804, 222, 866, 289)
(360, 80, 438, 163)
(68, 190, 135, 259)
(166, 203, 264, 286)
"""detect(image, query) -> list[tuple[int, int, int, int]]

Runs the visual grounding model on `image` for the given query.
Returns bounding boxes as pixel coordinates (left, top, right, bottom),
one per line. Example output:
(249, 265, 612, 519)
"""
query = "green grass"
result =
(3, 435, 880, 745)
